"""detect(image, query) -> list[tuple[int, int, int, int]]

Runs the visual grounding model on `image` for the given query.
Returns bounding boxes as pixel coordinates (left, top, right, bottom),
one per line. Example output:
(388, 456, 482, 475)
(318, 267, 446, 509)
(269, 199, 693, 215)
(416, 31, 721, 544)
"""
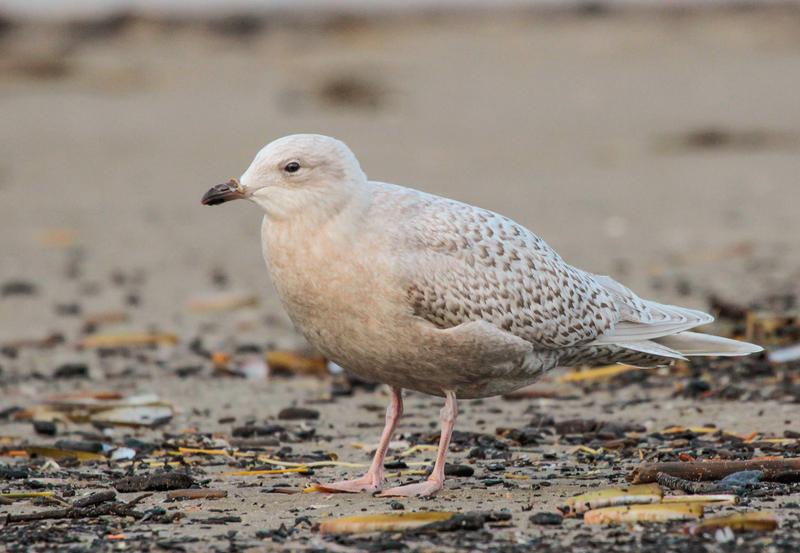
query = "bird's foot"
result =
(314, 473, 383, 494)
(377, 479, 444, 497)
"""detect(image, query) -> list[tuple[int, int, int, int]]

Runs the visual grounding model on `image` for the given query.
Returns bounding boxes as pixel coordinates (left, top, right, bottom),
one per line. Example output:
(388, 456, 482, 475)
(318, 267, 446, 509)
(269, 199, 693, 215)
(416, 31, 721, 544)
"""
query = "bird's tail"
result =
(651, 332, 763, 357)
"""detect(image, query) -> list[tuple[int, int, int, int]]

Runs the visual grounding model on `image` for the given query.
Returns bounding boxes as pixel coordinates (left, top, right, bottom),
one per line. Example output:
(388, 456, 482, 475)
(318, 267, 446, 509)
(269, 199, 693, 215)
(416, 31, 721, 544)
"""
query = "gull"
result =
(202, 134, 762, 497)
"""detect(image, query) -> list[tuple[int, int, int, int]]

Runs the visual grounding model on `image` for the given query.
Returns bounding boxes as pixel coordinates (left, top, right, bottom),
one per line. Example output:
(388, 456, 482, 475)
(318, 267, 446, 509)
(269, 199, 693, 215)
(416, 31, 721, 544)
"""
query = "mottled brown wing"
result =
(400, 195, 619, 350)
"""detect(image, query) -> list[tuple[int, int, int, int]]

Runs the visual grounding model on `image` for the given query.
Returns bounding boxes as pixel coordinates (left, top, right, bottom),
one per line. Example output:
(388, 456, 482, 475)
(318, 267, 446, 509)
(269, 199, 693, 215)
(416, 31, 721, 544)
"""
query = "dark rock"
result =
(52, 363, 89, 379)
(0, 467, 29, 479)
(277, 407, 320, 420)
(445, 464, 475, 477)
(112, 471, 194, 492)
(529, 512, 563, 525)
(32, 420, 57, 436)
(468, 447, 486, 459)
(1, 281, 37, 296)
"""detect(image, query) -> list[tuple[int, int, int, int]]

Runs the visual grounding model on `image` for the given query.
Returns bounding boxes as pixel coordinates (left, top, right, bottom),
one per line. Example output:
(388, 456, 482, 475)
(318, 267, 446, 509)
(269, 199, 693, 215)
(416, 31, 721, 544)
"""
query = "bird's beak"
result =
(201, 179, 246, 206)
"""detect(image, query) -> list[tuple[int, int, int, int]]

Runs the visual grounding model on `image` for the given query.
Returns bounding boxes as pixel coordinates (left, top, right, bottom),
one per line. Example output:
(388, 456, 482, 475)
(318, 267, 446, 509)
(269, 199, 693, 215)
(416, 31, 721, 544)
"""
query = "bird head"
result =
(202, 134, 368, 222)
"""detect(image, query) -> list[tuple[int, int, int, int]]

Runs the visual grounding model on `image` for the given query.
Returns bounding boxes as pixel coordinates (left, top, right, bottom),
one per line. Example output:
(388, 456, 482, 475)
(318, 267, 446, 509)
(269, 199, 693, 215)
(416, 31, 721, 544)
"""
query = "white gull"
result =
(202, 134, 762, 497)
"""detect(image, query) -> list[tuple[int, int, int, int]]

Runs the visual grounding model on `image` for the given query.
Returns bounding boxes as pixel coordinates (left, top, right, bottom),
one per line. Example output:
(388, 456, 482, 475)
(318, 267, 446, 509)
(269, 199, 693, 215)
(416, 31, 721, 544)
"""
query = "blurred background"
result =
(1, 0, 799, 344)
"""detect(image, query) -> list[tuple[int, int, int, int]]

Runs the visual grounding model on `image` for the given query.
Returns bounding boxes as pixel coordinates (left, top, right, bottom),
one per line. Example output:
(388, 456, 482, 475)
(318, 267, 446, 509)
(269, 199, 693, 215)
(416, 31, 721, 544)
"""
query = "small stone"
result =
(530, 512, 563, 525)
(390, 500, 404, 510)
(32, 420, 57, 436)
(53, 363, 89, 379)
(445, 464, 475, 477)
(277, 407, 320, 420)
(1, 281, 37, 296)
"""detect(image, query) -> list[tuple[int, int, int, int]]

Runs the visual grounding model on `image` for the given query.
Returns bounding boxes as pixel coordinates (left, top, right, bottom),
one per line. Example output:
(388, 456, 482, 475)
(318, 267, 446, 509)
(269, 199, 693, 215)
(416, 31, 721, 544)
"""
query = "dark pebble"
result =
(530, 512, 563, 525)
(112, 471, 194, 492)
(445, 464, 475, 477)
(0, 467, 29, 480)
(468, 447, 486, 459)
(384, 461, 408, 470)
(277, 407, 320, 420)
(32, 420, 57, 436)
(52, 363, 89, 379)
(484, 479, 504, 487)
(204, 516, 242, 524)
(414, 514, 485, 533)
(487, 463, 506, 472)
(683, 379, 711, 397)
(390, 500, 405, 510)
(1, 281, 37, 296)
(175, 365, 203, 378)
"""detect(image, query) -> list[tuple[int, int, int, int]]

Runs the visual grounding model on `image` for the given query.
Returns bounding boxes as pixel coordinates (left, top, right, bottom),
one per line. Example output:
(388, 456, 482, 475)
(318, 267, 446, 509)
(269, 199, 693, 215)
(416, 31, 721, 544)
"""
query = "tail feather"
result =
(652, 331, 763, 357)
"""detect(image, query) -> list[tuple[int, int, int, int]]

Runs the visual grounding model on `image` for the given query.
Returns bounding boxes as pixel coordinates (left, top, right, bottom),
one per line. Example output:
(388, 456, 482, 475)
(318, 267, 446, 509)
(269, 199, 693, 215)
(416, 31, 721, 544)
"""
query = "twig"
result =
(628, 459, 800, 484)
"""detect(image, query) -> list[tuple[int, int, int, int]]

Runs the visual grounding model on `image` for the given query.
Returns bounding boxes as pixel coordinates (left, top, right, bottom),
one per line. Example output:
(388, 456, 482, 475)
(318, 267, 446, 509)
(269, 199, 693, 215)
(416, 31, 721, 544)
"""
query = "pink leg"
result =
(378, 390, 457, 497)
(316, 387, 404, 493)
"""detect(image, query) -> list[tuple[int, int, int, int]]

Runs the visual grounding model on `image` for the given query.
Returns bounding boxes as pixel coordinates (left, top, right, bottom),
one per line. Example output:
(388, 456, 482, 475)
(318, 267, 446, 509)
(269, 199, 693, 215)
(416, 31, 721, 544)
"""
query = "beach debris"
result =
(684, 512, 779, 536)
(278, 407, 320, 420)
(770, 344, 800, 363)
(267, 350, 329, 377)
(530, 512, 564, 525)
(72, 490, 116, 508)
(112, 471, 194, 492)
(77, 332, 178, 348)
(629, 459, 800, 484)
(3, 499, 148, 523)
(558, 364, 637, 382)
(1, 280, 37, 296)
(661, 494, 739, 506)
(166, 489, 227, 501)
(584, 503, 704, 524)
(560, 483, 662, 516)
(26, 445, 104, 462)
(32, 420, 57, 436)
(22, 392, 175, 430)
(90, 405, 173, 428)
(52, 363, 89, 379)
(319, 512, 456, 534)
(82, 310, 128, 331)
(187, 291, 259, 312)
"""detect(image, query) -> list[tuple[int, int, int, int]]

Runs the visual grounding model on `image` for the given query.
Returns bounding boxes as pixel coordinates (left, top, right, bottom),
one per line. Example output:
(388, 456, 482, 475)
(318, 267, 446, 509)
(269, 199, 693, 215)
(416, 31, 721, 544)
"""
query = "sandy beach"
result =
(1, 5, 800, 552)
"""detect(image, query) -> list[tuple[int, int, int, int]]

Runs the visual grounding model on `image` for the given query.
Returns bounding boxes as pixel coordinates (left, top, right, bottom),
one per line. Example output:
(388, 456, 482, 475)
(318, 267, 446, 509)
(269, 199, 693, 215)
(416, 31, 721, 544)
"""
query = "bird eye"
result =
(284, 162, 301, 173)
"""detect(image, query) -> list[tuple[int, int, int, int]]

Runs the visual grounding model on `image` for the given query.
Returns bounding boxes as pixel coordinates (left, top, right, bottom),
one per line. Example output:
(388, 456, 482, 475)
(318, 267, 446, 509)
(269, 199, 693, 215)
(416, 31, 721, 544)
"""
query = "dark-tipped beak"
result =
(201, 180, 246, 206)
